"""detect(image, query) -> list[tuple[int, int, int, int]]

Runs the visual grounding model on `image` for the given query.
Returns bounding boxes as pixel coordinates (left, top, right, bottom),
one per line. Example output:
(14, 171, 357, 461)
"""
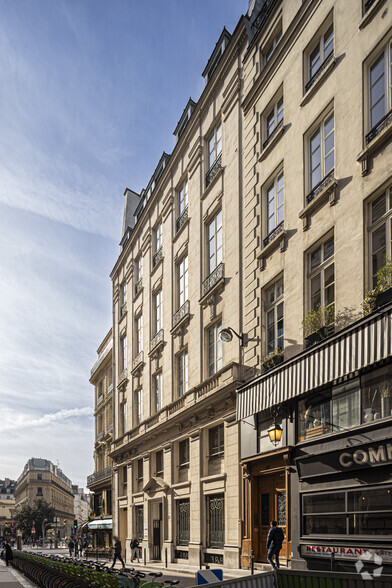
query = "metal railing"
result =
(263, 220, 284, 247)
(366, 108, 392, 144)
(306, 169, 335, 204)
(202, 262, 224, 297)
(262, 118, 284, 150)
(152, 246, 163, 268)
(150, 328, 164, 352)
(132, 350, 144, 371)
(173, 300, 190, 329)
(176, 205, 188, 232)
(206, 152, 222, 187)
(305, 51, 334, 93)
(87, 465, 112, 487)
(365, 0, 377, 12)
(135, 278, 143, 295)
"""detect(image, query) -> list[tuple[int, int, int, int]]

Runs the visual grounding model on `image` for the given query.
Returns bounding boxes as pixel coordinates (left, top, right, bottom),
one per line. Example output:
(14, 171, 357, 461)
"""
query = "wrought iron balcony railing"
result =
(132, 351, 144, 371)
(153, 247, 163, 268)
(202, 262, 224, 298)
(150, 329, 164, 352)
(176, 205, 188, 233)
(305, 52, 334, 93)
(263, 221, 284, 247)
(262, 119, 284, 151)
(87, 465, 112, 487)
(306, 169, 335, 204)
(135, 278, 143, 296)
(206, 152, 222, 187)
(173, 300, 190, 329)
(365, 0, 377, 12)
(366, 109, 392, 144)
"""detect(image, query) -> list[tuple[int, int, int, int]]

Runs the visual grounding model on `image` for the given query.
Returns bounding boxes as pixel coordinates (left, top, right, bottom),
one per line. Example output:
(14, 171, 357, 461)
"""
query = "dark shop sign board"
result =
(301, 544, 392, 562)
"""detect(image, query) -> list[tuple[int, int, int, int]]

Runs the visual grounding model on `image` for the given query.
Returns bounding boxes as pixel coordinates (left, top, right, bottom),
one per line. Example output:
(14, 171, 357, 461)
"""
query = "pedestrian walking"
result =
(5, 541, 13, 566)
(266, 520, 284, 570)
(110, 536, 125, 569)
(68, 538, 75, 557)
(130, 535, 140, 563)
(74, 538, 79, 557)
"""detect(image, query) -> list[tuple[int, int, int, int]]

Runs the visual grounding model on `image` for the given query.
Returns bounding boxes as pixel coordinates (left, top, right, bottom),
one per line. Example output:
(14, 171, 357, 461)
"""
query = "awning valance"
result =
(237, 305, 392, 420)
(87, 518, 112, 530)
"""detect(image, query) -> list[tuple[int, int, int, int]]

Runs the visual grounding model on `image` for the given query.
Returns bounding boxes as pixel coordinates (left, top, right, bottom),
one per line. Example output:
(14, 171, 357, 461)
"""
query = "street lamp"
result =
(218, 327, 246, 346)
(268, 421, 283, 446)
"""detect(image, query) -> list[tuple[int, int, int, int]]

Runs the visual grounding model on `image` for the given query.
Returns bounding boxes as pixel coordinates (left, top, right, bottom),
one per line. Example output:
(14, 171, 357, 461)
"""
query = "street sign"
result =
(196, 569, 223, 585)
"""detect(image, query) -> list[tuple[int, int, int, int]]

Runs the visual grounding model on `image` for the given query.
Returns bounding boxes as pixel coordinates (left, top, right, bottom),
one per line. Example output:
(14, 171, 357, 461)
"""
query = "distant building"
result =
(87, 328, 113, 549)
(72, 485, 90, 530)
(15, 458, 74, 538)
(0, 499, 16, 539)
(0, 478, 16, 500)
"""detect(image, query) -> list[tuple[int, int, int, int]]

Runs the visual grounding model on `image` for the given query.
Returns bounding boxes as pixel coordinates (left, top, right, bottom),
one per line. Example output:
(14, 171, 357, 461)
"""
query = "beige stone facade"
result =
(15, 458, 74, 538)
(87, 328, 113, 548)
(0, 498, 16, 539)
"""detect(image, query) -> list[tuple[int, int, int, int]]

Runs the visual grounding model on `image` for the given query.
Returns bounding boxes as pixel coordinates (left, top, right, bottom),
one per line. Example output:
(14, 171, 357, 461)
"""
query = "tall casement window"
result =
(136, 458, 143, 492)
(309, 111, 334, 191)
(120, 335, 127, 371)
(368, 39, 392, 133)
(266, 170, 284, 238)
(208, 320, 222, 376)
(207, 494, 224, 549)
(153, 372, 163, 413)
(153, 221, 163, 267)
(177, 499, 190, 545)
(207, 121, 222, 172)
(135, 388, 143, 425)
(368, 186, 392, 286)
(177, 255, 188, 308)
(209, 424, 224, 458)
(177, 349, 188, 397)
(153, 289, 163, 335)
(263, 26, 282, 64)
(308, 235, 335, 316)
(120, 281, 127, 308)
(177, 179, 189, 232)
(306, 21, 334, 89)
(135, 254, 143, 294)
(265, 95, 284, 145)
(135, 505, 144, 541)
(179, 439, 190, 468)
(120, 401, 127, 436)
(207, 210, 223, 275)
(264, 277, 284, 354)
(155, 450, 163, 477)
(135, 314, 143, 355)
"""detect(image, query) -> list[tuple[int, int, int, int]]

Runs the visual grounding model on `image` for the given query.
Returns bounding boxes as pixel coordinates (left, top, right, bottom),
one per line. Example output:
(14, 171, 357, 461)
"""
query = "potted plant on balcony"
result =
(262, 347, 284, 371)
(363, 257, 392, 314)
(302, 304, 334, 348)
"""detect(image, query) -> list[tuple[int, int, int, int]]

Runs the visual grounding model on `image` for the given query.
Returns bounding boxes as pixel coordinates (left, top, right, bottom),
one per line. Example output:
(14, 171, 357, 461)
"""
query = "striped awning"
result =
(87, 518, 112, 530)
(237, 305, 392, 420)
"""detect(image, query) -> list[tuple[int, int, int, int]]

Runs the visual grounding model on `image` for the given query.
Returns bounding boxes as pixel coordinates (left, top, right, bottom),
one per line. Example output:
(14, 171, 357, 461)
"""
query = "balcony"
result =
(118, 368, 128, 385)
(172, 300, 190, 331)
(305, 52, 334, 93)
(263, 221, 284, 248)
(132, 351, 144, 374)
(149, 329, 164, 356)
(87, 465, 112, 488)
(119, 302, 127, 318)
(152, 246, 163, 268)
(366, 109, 392, 145)
(205, 153, 222, 187)
(306, 169, 335, 205)
(135, 278, 143, 296)
(201, 262, 224, 298)
(176, 206, 188, 233)
(107, 383, 113, 394)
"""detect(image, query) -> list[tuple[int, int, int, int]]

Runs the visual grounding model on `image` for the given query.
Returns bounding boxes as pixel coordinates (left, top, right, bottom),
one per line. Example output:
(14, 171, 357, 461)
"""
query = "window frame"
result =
(136, 255, 143, 282)
(177, 349, 189, 397)
(207, 121, 222, 172)
(153, 371, 163, 414)
(264, 276, 284, 355)
(207, 210, 223, 276)
(178, 179, 188, 218)
(367, 185, 392, 288)
(307, 109, 335, 194)
(367, 38, 392, 134)
(153, 289, 163, 336)
(135, 314, 143, 355)
(119, 335, 127, 371)
(177, 255, 189, 308)
(179, 439, 190, 469)
(265, 168, 284, 240)
(264, 94, 284, 145)
(155, 450, 164, 477)
(207, 320, 223, 377)
(263, 24, 282, 65)
(208, 424, 224, 459)
(154, 221, 163, 254)
(307, 234, 335, 316)
(305, 18, 334, 90)
(135, 387, 143, 425)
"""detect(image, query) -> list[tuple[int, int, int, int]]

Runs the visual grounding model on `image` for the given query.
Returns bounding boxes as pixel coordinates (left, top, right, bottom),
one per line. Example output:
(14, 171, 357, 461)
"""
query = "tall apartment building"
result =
(72, 485, 90, 528)
(109, 23, 248, 568)
(15, 458, 74, 538)
(0, 479, 16, 500)
(87, 329, 114, 548)
(238, 0, 392, 573)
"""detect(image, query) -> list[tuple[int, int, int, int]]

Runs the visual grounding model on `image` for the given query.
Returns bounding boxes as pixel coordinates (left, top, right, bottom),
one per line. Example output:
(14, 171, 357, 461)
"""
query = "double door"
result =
(257, 471, 288, 562)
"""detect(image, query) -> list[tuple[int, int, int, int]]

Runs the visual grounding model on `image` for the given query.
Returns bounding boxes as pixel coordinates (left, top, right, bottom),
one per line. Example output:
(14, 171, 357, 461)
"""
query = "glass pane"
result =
(277, 98, 283, 123)
(324, 130, 334, 156)
(371, 192, 387, 224)
(332, 380, 361, 430)
(325, 151, 334, 175)
(303, 492, 345, 514)
(310, 274, 321, 310)
(349, 513, 392, 535)
(298, 393, 331, 440)
(310, 246, 322, 270)
(370, 53, 384, 86)
(266, 285, 275, 305)
(324, 113, 334, 136)
(371, 97, 386, 128)
(267, 110, 275, 137)
(348, 487, 392, 512)
(276, 278, 284, 298)
(304, 515, 346, 535)
(323, 25, 334, 58)
(324, 237, 334, 260)
(361, 364, 392, 420)
(310, 45, 320, 77)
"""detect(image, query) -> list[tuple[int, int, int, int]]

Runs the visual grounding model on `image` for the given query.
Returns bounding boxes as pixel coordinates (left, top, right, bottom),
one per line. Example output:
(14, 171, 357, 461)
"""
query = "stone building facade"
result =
(87, 328, 114, 548)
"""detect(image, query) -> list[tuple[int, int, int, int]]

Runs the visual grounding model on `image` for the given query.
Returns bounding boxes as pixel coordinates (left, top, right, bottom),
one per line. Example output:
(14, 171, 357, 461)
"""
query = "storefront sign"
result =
(297, 440, 392, 479)
(301, 544, 392, 563)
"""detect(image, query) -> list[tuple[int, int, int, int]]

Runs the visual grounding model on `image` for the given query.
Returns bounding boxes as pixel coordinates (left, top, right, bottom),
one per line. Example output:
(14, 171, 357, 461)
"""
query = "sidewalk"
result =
(0, 561, 35, 588)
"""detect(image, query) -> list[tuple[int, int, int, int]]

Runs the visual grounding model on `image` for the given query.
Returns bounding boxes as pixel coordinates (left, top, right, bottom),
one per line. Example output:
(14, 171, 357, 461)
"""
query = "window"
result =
(137, 459, 143, 483)
(177, 255, 188, 309)
(307, 22, 334, 89)
(178, 179, 188, 217)
(207, 210, 223, 275)
(37, 487, 43, 496)
(302, 486, 392, 536)
(265, 170, 284, 237)
(135, 314, 143, 355)
(120, 402, 127, 436)
(263, 27, 282, 64)
(264, 277, 284, 354)
(153, 372, 163, 413)
(308, 235, 334, 316)
(207, 121, 222, 172)
(208, 320, 222, 376)
(368, 187, 392, 287)
(207, 494, 224, 548)
(154, 221, 162, 253)
(155, 450, 163, 477)
(135, 388, 143, 425)
(177, 499, 190, 545)
(368, 39, 392, 133)
(37, 474, 42, 480)
(209, 424, 224, 458)
(120, 281, 127, 307)
(135, 505, 144, 541)
(122, 466, 127, 490)
(309, 110, 334, 192)
(177, 350, 188, 397)
(135, 255, 143, 293)
(153, 289, 163, 335)
(120, 335, 127, 371)
(179, 439, 190, 468)
(264, 96, 284, 145)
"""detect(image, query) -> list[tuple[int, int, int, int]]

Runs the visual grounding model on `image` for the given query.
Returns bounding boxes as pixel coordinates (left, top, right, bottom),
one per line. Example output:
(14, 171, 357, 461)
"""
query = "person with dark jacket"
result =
(130, 535, 140, 562)
(68, 538, 75, 557)
(111, 536, 125, 569)
(266, 521, 284, 569)
(5, 541, 13, 566)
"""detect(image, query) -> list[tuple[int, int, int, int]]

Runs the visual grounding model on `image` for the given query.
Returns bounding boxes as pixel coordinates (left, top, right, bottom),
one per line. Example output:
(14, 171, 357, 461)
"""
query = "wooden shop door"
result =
(258, 472, 287, 562)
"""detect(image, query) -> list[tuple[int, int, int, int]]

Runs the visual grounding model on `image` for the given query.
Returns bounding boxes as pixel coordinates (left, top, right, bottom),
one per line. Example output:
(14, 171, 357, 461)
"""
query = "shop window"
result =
(303, 487, 392, 536)
(362, 365, 392, 421)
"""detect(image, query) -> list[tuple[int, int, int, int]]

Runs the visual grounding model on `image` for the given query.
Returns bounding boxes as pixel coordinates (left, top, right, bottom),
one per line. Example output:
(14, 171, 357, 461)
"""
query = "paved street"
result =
(0, 560, 35, 587)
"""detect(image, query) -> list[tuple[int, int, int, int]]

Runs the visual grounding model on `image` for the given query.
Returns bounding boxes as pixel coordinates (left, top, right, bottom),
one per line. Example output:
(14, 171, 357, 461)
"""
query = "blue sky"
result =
(0, 0, 245, 488)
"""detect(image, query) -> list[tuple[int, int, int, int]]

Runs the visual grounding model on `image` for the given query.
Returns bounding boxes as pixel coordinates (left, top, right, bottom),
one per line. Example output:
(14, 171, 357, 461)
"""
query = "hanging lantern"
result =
(268, 421, 283, 445)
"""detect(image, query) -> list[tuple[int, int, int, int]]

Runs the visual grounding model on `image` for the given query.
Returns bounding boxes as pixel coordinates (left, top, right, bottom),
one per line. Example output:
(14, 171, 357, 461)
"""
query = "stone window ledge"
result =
(357, 115, 392, 176)
(300, 175, 338, 231)
(259, 124, 285, 162)
(257, 227, 286, 271)
(359, 0, 387, 29)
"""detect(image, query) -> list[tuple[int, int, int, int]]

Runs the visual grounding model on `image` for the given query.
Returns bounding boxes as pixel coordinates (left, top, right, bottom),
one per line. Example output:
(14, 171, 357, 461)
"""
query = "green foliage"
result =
(262, 346, 283, 370)
(302, 304, 334, 336)
(362, 256, 392, 315)
(14, 498, 55, 537)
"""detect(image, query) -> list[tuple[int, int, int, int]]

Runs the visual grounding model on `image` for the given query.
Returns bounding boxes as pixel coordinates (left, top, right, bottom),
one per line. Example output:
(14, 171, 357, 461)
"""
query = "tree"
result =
(14, 498, 55, 538)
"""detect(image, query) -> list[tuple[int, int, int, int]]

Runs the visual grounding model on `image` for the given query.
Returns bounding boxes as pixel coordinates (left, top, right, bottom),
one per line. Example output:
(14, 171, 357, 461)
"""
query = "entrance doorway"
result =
(257, 471, 287, 562)
(151, 501, 162, 560)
